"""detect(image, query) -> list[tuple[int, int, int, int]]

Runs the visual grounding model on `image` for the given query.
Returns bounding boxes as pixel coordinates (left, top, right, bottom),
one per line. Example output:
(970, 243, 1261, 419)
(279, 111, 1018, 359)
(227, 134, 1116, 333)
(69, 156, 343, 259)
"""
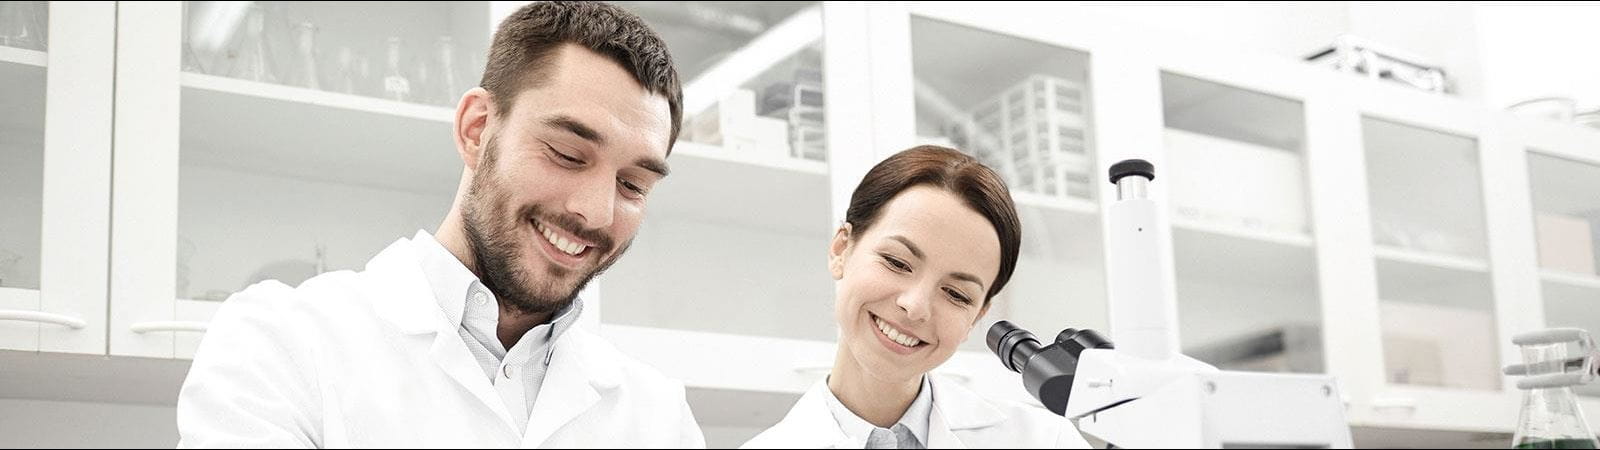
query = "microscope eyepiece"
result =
(1108, 159, 1155, 184)
(988, 321, 1116, 416)
(988, 320, 1043, 373)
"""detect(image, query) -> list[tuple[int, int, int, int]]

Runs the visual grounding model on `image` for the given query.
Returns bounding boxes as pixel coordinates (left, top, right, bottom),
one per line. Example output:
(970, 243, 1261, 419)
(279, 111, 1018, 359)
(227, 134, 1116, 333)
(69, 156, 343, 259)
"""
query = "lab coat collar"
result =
(363, 238, 521, 432)
(928, 374, 1006, 431)
(519, 328, 621, 446)
(363, 236, 621, 444)
(366, 237, 451, 336)
(782, 381, 862, 448)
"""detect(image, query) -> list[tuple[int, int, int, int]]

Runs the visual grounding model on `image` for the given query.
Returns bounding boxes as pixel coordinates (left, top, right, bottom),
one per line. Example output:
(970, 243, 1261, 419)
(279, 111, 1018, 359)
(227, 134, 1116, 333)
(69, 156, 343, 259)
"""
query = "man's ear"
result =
(828, 223, 853, 281)
(455, 87, 494, 171)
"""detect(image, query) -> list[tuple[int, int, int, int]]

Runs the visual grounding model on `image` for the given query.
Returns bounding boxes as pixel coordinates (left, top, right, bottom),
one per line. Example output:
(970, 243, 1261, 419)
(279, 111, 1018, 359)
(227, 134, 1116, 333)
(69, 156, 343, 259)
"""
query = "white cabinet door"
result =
(592, 2, 852, 389)
(109, 1, 496, 358)
(0, 1, 115, 355)
(1519, 120, 1600, 429)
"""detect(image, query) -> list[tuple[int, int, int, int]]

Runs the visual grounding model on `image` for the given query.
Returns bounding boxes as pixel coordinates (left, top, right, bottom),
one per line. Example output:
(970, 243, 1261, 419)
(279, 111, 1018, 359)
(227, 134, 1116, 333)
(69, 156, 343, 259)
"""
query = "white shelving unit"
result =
(10, 2, 1600, 447)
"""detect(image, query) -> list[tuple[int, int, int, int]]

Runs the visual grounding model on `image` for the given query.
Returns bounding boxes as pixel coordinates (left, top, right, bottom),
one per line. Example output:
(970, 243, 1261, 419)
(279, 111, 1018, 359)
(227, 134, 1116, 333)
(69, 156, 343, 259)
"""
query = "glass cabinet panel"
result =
(1162, 73, 1323, 374)
(1364, 117, 1499, 391)
(909, 16, 1107, 351)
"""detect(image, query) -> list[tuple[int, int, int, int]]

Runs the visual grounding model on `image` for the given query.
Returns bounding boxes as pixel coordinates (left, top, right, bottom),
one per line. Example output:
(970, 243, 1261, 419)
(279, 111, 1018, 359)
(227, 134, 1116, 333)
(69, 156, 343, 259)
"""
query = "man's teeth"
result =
(536, 222, 588, 256)
(875, 316, 923, 347)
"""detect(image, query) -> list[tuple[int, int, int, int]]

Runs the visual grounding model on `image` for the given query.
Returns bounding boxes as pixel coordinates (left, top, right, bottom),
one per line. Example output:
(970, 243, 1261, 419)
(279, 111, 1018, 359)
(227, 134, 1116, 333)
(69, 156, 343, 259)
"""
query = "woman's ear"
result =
(828, 223, 853, 280)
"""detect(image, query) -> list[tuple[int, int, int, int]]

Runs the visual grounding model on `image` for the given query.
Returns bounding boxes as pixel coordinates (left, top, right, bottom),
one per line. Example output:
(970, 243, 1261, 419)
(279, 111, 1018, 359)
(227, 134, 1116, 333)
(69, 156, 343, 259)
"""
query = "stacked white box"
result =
(1536, 212, 1597, 275)
(688, 89, 793, 159)
(761, 75, 826, 162)
(1164, 128, 1310, 234)
(944, 75, 1091, 199)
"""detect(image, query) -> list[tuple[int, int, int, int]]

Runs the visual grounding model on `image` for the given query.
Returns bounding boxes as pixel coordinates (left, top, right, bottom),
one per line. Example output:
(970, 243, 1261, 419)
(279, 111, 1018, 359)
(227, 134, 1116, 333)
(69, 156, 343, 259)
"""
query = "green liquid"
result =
(1515, 438, 1600, 449)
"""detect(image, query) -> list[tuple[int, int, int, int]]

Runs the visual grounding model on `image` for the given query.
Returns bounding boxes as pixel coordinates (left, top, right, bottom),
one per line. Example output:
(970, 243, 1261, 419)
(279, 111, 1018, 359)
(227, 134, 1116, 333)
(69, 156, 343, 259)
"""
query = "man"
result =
(177, 2, 703, 447)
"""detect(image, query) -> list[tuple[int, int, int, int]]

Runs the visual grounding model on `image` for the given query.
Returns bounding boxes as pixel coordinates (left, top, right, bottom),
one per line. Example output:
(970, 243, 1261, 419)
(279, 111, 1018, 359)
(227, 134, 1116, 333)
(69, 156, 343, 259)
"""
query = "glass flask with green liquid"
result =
(1507, 329, 1600, 449)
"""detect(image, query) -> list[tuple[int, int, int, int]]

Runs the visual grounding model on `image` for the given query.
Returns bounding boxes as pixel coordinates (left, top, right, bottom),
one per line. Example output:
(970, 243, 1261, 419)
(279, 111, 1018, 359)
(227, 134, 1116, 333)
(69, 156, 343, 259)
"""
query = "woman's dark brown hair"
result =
(843, 145, 1022, 304)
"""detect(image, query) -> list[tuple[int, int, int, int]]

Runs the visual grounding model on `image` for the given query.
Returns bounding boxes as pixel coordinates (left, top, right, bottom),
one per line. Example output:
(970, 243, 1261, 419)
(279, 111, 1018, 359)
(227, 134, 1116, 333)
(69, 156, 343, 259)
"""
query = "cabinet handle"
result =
(129, 321, 209, 334)
(0, 310, 87, 329)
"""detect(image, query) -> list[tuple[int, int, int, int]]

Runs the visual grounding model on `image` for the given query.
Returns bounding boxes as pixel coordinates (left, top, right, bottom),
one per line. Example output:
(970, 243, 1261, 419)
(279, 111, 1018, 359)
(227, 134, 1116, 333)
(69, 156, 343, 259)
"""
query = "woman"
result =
(743, 146, 1090, 448)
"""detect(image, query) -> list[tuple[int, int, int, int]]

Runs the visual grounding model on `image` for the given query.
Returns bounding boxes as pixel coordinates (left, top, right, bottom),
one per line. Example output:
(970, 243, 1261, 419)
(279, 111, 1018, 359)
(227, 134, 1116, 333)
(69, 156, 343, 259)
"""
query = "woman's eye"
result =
(881, 254, 911, 272)
(944, 287, 973, 305)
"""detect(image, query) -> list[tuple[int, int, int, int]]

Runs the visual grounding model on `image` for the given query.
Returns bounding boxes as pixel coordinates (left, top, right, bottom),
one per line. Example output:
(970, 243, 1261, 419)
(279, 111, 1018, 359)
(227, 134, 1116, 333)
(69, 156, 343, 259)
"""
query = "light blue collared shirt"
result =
(413, 230, 583, 434)
(822, 375, 934, 449)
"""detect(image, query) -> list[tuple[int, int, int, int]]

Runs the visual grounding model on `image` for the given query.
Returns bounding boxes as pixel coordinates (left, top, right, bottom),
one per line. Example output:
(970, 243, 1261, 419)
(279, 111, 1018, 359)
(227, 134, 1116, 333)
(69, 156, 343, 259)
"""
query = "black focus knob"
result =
(1108, 159, 1155, 184)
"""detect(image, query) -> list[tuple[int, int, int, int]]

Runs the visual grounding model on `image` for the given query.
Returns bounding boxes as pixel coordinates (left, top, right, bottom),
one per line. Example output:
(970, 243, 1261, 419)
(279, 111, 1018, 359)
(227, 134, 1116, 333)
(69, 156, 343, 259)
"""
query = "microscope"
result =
(988, 160, 1354, 448)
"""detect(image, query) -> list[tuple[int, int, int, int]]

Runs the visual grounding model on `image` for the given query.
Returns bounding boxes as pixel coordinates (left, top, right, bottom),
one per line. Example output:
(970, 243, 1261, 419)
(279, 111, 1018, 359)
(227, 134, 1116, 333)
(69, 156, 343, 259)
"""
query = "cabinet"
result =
(6, 1, 1600, 442)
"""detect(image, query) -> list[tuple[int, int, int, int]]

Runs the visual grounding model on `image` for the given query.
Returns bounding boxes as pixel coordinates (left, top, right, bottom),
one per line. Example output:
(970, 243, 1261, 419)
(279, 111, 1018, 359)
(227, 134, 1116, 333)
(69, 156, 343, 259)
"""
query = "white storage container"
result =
(1164, 128, 1309, 234)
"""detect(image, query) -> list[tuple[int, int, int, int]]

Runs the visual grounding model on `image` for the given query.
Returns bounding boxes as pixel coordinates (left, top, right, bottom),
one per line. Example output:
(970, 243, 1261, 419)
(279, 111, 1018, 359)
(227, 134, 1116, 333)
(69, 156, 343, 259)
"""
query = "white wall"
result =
(1476, 1, 1600, 110)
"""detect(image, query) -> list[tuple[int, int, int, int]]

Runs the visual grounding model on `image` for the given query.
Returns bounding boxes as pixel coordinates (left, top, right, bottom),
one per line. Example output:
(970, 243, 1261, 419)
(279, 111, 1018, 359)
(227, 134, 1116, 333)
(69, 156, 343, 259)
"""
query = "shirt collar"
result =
(412, 230, 584, 357)
(822, 375, 934, 448)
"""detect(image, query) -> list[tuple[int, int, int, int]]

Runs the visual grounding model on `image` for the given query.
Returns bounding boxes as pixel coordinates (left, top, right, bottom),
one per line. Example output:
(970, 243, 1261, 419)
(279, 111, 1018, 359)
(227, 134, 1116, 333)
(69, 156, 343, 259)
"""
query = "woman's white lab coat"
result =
(176, 236, 705, 448)
(742, 375, 1091, 449)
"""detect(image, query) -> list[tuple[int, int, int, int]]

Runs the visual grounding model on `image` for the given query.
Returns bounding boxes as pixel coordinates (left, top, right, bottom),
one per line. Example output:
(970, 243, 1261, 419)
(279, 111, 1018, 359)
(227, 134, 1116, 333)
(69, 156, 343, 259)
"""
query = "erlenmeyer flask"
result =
(0, 1, 47, 51)
(228, 4, 278, 83)
(285, 21, 320, 89)
(1509, 330, 1599, 449)
(435, 36, 462, 106)
(380, 37, 411, 102)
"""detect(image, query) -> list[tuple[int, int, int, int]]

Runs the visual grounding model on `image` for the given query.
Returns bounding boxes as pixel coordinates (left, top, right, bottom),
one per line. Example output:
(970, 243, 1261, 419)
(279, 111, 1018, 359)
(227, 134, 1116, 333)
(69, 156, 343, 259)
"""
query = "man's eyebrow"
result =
(636, 156, 670, 178)
(543, 115, 606, 145)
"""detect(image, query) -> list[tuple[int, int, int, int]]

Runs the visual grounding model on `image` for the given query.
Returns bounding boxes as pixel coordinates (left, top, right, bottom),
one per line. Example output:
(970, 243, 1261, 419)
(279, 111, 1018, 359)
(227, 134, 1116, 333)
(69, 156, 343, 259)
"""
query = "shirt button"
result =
(502, 365, 514, 378)
(473, 292, 488, 306)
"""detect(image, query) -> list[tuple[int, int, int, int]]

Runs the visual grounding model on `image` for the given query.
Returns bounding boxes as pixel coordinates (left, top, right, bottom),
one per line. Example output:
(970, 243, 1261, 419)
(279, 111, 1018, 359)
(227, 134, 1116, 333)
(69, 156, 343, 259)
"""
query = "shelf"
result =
(180, 73, 459, 195)
(1174, 217, 1314, 249)
(1373, 245, 1490, 274)
(0, 45, 46, 68)
(1373, 245, 1494, 311)
(647, 141, 831, 236)
(1364, 116, 1490, 261)
(1162, 72, 1304, 151)
(1542, 269, 1600, 291)
(1540, 270, 1600, 345)
(1174, 220, 1318, 290)
(1012, 191, 1101, 262)
(911, 15, 1089, 116)
(1173, 222, 1322, 358)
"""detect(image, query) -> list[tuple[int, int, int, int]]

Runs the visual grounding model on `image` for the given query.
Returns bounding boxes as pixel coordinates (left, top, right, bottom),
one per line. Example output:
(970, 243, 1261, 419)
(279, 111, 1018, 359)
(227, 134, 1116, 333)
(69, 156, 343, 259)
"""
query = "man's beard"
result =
(459, 135, 632, 315)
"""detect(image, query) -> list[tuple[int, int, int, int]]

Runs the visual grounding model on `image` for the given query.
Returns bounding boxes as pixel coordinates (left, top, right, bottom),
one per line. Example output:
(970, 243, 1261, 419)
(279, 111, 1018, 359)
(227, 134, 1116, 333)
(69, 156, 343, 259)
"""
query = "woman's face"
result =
(830, 185, 1001, 384)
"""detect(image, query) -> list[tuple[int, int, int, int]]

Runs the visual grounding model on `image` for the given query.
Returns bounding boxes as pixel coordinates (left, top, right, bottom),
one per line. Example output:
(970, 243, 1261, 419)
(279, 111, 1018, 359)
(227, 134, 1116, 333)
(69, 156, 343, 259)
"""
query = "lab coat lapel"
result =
(519, 330, 613, 447)
(927, 375, 1006, 449)
(426, 329, 517, 431)
(779, 381, 859, 449)
(365, 237, 518, 434)
(927, 406, 969, 450)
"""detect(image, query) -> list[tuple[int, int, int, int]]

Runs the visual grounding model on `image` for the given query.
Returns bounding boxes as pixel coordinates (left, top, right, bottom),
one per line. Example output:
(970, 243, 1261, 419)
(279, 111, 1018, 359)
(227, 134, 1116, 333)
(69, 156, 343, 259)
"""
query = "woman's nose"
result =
(896, 288, 933, 322)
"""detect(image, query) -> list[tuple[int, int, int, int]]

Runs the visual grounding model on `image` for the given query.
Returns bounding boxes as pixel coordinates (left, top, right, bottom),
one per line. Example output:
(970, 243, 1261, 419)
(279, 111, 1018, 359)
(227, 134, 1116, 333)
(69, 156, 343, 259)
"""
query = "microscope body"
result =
(991, 160, 1354, 448)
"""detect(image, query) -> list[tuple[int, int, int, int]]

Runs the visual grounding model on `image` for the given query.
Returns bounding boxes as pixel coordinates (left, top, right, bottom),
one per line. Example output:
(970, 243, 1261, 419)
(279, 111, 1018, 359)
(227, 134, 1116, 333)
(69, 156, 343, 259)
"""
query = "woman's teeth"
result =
(875, 316, 923, 347)
(536, 221, 588, 256)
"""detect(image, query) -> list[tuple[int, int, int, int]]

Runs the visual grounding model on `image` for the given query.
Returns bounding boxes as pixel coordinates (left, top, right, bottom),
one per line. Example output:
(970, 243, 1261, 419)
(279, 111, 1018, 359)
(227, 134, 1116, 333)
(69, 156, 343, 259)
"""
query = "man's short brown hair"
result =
(480, 1, 683, 149)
